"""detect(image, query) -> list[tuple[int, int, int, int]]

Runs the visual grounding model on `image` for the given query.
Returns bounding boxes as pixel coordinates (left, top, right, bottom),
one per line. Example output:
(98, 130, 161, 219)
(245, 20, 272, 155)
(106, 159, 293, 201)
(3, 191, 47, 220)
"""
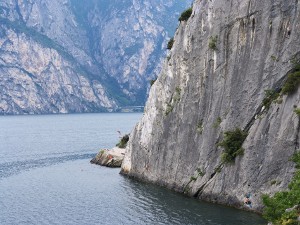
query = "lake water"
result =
(0, 113, 266, 225)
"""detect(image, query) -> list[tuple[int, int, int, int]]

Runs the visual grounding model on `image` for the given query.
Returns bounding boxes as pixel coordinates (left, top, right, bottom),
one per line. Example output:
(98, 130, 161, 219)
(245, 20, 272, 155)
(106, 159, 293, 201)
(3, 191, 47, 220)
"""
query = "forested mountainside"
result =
(0, 0, 191, 114)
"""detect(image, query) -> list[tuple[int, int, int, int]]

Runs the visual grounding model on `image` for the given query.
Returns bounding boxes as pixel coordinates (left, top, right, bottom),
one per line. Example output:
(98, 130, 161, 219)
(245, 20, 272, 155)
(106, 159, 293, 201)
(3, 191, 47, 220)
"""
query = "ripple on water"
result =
(0, 114, 265, 225)
(0, 152, 96, 179)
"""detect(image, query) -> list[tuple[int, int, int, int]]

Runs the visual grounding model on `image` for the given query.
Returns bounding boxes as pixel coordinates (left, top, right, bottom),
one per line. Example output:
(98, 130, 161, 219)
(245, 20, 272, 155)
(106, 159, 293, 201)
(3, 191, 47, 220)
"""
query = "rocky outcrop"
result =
(0, 0, 192, 114)
(91, 147, 125, 168)
(122, 0, 300, 213)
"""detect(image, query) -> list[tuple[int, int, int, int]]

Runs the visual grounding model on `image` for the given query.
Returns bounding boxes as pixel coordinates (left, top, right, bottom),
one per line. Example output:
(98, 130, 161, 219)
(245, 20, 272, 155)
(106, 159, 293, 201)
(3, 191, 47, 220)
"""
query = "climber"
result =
(244, 193, 252, 208)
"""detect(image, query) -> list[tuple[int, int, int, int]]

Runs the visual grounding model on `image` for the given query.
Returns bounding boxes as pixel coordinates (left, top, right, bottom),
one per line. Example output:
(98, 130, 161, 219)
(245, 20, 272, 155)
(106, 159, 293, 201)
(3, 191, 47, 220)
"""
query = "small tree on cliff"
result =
(116, 134, 129, 148)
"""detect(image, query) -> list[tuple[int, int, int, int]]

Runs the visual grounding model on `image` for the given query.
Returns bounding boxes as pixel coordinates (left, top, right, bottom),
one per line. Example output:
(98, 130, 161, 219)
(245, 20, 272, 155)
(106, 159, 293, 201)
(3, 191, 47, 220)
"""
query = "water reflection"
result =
(120, 177, 266, 225)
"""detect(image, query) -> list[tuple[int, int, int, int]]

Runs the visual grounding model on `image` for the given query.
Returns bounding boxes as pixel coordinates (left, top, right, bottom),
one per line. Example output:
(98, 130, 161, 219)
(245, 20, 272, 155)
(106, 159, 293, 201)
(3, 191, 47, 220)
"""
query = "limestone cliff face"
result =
(0, 0, 191, 114)
(122, 0, 300, 212)
(0, 26, 116, 114)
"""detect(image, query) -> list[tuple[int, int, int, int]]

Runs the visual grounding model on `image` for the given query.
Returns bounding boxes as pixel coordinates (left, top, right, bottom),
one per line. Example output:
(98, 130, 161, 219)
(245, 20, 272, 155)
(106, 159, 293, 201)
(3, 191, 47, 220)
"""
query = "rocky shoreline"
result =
(90, 147, 125, 168)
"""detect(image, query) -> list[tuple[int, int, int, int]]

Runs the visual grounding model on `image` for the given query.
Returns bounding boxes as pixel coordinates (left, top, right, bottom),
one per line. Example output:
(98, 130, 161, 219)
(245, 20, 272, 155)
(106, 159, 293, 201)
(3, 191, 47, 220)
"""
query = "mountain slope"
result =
(122, 0, 300, 212)
(0, 0, 192, 114)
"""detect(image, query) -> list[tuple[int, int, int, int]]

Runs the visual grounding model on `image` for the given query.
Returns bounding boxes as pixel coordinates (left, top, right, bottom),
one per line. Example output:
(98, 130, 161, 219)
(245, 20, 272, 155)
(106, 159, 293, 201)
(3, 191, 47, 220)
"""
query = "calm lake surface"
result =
(0, 113, 266, 225)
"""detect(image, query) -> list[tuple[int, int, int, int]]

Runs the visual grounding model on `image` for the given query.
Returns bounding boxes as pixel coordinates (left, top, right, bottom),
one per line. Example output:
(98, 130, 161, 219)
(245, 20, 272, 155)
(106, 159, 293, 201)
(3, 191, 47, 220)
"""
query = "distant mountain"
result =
(0, 0, 192, 114)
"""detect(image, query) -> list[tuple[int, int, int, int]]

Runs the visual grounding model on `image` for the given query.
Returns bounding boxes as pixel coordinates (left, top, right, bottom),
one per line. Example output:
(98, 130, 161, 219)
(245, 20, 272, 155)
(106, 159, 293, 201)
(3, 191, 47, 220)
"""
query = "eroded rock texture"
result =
(122, 0, 300, 212)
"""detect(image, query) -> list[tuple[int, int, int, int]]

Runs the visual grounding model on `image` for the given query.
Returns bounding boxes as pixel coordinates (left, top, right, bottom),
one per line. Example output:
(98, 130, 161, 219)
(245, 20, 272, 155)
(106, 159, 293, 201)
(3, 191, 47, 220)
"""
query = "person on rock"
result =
(244, 194, 252, 208)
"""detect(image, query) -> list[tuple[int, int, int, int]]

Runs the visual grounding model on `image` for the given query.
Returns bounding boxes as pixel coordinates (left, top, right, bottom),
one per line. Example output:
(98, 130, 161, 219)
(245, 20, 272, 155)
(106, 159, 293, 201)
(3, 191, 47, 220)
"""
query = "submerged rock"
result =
(91, 147, 125, 168)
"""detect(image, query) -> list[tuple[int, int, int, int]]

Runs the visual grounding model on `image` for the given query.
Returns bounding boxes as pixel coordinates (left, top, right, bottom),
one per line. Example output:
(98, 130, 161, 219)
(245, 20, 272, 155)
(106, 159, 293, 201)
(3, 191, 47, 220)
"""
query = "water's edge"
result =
(0, 113, 266, 225)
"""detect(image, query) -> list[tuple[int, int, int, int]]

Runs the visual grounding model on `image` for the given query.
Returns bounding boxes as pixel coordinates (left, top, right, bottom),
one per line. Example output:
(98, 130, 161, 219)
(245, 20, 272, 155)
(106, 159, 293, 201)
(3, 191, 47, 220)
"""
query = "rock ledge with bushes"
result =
(91, 134, 129, 167)
(90, 147, 126, 168)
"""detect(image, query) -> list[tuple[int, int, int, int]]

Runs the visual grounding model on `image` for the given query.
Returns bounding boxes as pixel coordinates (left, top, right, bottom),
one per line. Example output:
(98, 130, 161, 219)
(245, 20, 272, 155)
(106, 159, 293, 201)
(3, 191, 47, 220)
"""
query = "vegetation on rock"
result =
(197, 120, 204, 134)
(294, 108, 300, 117)
(188, 168, 205, 183)
(281, 63, 300, 95)
(291, 151, 300, 169)
(261, 62, 300, 112)
(174, 87, 181, 101)
(196, 168, 205, 177)
(208, 36, 218, 50)
(190, 176, 197, 181)
(179, 7, 192, 22)
(150, 78, 157, 86)
(270, 180, 277, 185)
(263, 89, 280, 110)
(165, 103, 174, 116)
(218, 128, 248, 163)
(213, 117, 222, 128)
(167, 38, 174, 50)
(262, 151, 300, 224)
(116, 134, 129, 148)
(165, 87, 181, 116)
(271, 55, 279, 61)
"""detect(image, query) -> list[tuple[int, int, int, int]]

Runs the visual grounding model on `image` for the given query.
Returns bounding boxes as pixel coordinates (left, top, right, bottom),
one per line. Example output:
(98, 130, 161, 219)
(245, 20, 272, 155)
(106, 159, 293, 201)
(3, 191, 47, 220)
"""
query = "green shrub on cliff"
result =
(290, 151, 300, 169)
(167, 38, 174, 50)
(208, 36, 218, 50)
(281, 63, 300, 95)
(281, 71, 300, 95)
(165, 87, 181, 116)
(197, 168, 205, 177)
(263, 89, 280, 110)
(165, 103, 174, 116)
(196, 120, 204, 134)
(116, 134, 129, 148)
(150, 78, 157, 86)
(179, 7, 192, 22)
(262, 171, 300, 224)
(213, 117, 222, 128)
(174, 87, 181, 101)
(294, 108, 300, 117)
(218, 128, 248, 163)
(262, 151, 300, 224)
(190, 176, 197, 181)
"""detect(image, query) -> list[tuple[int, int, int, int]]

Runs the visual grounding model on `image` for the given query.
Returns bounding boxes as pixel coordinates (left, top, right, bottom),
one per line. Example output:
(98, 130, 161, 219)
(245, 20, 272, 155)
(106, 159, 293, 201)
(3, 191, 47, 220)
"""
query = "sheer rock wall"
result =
(122, 0, 300, 212)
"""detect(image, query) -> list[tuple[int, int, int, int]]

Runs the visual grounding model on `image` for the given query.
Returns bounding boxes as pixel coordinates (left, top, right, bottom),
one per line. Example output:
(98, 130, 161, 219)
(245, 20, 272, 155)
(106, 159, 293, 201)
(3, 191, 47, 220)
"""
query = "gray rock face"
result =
(122, 0, 300, 212)
(0, 0, 192, 114)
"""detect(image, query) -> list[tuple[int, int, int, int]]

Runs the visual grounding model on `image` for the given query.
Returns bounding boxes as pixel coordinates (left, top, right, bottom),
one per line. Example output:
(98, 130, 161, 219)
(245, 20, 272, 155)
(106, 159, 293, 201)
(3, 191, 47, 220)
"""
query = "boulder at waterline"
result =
(91, 147, 125, 168)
